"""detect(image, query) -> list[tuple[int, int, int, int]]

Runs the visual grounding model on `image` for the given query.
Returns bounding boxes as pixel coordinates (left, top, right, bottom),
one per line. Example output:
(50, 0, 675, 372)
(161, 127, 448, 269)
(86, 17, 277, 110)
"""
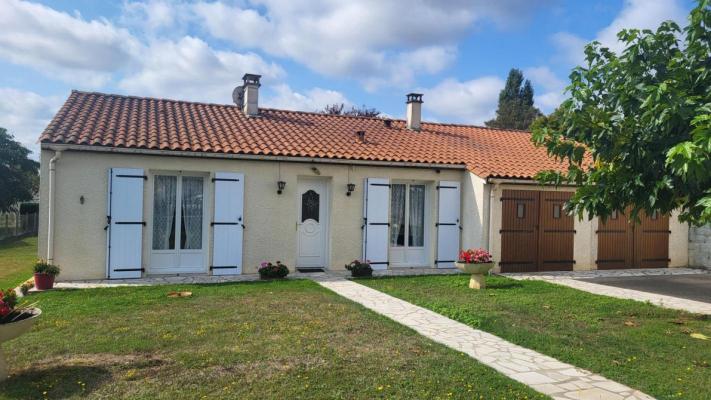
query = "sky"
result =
(0, 0, 694, 158)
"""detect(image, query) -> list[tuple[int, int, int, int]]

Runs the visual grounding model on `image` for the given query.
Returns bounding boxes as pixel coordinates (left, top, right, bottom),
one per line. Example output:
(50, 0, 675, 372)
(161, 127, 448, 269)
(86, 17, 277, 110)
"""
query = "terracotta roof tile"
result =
(39, 90, 569, 179)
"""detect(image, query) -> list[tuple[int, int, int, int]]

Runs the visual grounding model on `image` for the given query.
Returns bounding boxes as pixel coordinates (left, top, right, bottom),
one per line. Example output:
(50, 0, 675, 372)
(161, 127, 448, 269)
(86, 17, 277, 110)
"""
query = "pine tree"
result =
(485, 69, 542, 130)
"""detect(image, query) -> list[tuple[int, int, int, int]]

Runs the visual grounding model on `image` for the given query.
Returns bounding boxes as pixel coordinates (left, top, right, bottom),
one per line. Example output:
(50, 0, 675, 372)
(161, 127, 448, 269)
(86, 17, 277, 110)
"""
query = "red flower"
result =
(0, 300, 9, 318)
(458, 248, 492, 263)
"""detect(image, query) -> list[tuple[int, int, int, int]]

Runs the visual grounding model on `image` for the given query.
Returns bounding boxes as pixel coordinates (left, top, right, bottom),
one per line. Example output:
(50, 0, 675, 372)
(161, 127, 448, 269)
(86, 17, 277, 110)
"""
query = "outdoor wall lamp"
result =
(277, 180, 286, 195)
(346, 183, 356, 196)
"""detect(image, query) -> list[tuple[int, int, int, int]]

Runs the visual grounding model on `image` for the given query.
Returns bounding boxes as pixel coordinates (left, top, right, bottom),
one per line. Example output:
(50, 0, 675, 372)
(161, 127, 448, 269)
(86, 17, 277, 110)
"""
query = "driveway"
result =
(579, 274, 711, 304)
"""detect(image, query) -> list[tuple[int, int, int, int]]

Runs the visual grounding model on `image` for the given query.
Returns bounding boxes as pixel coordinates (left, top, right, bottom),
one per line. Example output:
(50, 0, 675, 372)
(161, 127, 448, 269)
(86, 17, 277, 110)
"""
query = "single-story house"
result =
(37, 74, 688, 280)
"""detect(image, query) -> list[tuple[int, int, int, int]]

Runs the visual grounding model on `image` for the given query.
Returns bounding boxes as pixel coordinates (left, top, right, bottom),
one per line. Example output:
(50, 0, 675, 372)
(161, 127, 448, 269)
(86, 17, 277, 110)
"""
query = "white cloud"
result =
(551, 32, 587, 66)
(596, 0, 686, 53)
(0, 0, 141, 87)
(119, 36, 285, 104)
(193, 0, 547, 89)
(525, 66, 567, 112)
(121, 0, 180, 33)
(264, 84, 350, 112)
(552, 0, 686, 67)
(423, 76, 504, 124)
(0, 88, 63, 158)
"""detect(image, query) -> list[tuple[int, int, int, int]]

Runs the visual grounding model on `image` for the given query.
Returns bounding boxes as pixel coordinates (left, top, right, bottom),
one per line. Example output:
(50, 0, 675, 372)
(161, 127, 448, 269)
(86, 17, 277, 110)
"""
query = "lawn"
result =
(0, 236, 36, 289)
(0, 279, 545, 400)
(359, 274, 711, 400)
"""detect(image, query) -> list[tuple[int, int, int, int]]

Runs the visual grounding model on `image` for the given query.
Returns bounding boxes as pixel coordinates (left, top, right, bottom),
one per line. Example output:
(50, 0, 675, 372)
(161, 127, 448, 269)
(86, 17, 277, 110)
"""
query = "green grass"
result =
(0, 280, 545, 400)
(358, 274, 711, 400)
(0, 236, 36, 289)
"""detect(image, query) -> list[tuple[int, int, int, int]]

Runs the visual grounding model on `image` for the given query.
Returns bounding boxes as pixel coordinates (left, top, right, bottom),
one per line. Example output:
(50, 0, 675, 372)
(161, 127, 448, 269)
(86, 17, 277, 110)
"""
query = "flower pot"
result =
(0, 308, 41, 381)
(33, 273, 55, 290)
(454, 262, 495, 289)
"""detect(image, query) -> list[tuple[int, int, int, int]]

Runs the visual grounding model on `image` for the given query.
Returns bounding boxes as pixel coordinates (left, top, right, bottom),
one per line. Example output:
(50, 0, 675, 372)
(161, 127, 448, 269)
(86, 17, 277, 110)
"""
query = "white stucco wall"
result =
(461, 172, 489, 250)
(38, 148, 465, 280)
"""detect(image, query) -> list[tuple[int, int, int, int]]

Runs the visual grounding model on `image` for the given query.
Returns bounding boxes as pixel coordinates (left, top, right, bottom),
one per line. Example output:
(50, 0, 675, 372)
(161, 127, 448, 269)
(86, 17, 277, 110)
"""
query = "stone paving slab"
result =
(42, 268, 461, 290)
(502, 268, 711, 315)
(314, 276, 653, 400)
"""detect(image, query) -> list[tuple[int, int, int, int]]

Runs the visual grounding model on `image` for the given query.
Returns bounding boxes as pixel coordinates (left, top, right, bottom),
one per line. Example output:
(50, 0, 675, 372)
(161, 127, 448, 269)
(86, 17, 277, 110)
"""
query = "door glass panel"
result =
(152, 175, 177, 250)
(408, 185, 425, 247)
(301, 190, 320, 222)
(390, 184, 406, 246)
(553, 204, 561, 219)
(181, 176, 204, 250)
(516, 203, 526, 219)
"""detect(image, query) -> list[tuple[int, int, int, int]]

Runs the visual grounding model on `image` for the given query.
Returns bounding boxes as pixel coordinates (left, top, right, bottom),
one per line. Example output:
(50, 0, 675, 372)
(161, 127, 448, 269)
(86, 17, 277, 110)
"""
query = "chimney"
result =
(406, 93, 423, 131)
(241, 73, 261, 116)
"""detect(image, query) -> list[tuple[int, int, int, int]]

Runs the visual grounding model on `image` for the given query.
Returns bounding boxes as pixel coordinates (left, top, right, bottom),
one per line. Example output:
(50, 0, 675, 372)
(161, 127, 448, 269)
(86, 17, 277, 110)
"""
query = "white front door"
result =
(150, 173, 208, 274)
(297, 178, 329, 268)
(389, 182, 428, 267)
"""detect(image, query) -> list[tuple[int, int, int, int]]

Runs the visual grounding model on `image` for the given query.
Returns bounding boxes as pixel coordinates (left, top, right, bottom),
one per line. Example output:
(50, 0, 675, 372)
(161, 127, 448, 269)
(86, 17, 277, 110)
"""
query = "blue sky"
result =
(0, 0, 693, 157)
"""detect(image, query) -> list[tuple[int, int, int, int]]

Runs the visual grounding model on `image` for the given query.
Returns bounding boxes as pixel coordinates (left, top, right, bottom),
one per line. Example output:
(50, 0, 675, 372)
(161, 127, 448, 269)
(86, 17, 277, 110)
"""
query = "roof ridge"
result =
(69, 90, 532, 133)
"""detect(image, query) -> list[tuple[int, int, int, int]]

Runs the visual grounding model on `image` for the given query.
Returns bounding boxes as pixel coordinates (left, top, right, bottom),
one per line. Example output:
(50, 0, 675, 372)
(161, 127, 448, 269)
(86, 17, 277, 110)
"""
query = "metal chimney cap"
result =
(406, 93, 423, 103)
(242, 73, 262, 87)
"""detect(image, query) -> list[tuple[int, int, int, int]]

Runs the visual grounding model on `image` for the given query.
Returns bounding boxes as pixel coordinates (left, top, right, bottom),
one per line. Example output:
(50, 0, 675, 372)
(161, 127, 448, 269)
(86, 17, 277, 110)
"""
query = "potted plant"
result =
(454, 249, 495, 289)
(345, 260, 373, 277)
(0, 288, 41, 381)
(258, 261, 289, 280)
(33, 259, 60, 290)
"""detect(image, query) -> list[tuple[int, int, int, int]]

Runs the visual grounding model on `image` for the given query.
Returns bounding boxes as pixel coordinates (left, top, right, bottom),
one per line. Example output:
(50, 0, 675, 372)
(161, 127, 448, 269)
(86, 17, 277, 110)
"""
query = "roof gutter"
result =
(41, 143, 467, 170)
(486, 177, 579, 187)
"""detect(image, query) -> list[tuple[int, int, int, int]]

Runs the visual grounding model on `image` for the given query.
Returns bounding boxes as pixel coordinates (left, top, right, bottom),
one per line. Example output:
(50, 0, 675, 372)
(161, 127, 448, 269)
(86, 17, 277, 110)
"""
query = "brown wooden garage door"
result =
(597, 210, 669, 269)
(500, 190, 575, 273)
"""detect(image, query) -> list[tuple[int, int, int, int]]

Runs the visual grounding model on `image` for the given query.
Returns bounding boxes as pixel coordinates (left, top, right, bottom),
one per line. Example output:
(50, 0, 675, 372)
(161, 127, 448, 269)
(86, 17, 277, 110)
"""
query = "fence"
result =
(0, 211, 39, 241)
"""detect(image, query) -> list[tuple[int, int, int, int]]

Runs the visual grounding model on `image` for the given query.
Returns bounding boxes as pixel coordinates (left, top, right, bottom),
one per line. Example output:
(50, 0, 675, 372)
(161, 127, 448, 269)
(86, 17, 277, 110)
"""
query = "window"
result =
(611, 210, 619, 220)
(553, 204, 561, 219)
(152, 175, 204, 251)
(301, 190, 320, 222)
(153, 176, 177, 250)
(180, 177, 203, 250)
(516, 203, 526, 219)
(390, 184, 406, 246)
(390, 183, 425, 248)
(651, 210, 658, 220)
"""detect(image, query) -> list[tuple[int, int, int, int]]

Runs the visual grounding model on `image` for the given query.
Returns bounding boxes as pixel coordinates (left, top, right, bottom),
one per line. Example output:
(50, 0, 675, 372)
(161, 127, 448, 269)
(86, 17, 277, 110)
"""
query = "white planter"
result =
(0, 308, 41, 381)
(454, 262, 495, 289)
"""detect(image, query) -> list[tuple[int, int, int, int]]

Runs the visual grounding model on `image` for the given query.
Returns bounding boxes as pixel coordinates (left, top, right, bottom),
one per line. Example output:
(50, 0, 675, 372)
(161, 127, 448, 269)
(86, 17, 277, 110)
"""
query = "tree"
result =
(322, 103, 381, 117)
(531, 0, 711, 225)
(485, 68, 542, 130)
(0, 128, 39, 212)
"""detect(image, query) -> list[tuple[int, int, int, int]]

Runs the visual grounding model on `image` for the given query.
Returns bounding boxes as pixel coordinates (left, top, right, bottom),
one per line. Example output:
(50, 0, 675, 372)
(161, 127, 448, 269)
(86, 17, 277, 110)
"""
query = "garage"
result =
(597, 210, 670, 269)
(499, 189, 575, 273)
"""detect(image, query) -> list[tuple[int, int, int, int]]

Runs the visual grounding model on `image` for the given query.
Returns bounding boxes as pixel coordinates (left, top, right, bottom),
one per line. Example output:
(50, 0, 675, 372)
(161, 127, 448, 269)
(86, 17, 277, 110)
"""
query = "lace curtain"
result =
(390, 184, 406, 246)
(152, 175, 177, 250)
(408, 185, 425, 247)
(181, 176, 203, 250)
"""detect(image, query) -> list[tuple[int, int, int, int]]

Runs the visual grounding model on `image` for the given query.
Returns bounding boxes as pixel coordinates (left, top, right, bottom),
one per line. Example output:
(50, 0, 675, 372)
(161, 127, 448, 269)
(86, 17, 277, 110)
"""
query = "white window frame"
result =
(147, 170, 210, 274)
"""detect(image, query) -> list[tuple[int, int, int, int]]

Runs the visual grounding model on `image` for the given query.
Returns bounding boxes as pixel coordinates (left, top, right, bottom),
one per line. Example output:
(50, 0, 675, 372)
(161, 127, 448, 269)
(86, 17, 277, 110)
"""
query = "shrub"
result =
(458, 249, 492, 264)
(0, 287, 36, 324)
(33, 259, 61, 277)
(345, 260, 373, 277)
(19, 202, 39, 214)
(20, 281, 34, 296)
(258, 261, 289, 279)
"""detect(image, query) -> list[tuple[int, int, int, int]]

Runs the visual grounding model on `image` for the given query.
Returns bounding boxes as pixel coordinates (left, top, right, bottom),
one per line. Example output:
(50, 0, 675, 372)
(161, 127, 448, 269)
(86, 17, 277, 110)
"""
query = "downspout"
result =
(47, 150, 62, 263)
